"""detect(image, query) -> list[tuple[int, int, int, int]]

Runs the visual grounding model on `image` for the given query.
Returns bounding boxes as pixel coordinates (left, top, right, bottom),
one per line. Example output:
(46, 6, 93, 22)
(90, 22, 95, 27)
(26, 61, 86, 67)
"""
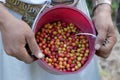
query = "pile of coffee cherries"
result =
(35, 21, 90, 72)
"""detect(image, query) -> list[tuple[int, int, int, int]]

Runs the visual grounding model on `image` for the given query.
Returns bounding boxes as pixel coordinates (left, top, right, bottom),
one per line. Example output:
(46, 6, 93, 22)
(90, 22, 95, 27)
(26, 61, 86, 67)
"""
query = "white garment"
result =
(20, 0, 51, 4)
(0, 0, 6, 3)
(0, 0, 100, 80)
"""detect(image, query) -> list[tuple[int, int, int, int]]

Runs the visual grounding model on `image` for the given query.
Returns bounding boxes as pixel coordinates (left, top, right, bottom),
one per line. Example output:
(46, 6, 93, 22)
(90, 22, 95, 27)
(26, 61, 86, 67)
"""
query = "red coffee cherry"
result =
(35, 21, 90, 72)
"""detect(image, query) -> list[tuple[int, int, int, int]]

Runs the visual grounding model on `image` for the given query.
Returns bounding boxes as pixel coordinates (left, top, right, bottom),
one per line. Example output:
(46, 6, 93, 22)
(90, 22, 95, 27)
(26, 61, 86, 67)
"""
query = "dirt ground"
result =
(98, 29, 120, 80)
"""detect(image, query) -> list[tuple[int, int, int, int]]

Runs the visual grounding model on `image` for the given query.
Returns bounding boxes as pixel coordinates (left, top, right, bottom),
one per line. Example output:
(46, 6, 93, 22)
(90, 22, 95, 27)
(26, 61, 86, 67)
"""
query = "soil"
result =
(98, 29, 120, 80)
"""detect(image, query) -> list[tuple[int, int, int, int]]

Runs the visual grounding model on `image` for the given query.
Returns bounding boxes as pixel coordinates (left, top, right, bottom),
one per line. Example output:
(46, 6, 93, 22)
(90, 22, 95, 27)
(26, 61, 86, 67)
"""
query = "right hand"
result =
(0, 14, 44, 64)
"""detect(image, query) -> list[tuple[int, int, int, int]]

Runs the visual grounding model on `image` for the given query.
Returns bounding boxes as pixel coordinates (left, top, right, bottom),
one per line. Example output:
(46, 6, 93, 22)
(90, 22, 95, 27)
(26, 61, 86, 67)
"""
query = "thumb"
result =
(95, 30, 107, 50)
(26, 34, 44, 59)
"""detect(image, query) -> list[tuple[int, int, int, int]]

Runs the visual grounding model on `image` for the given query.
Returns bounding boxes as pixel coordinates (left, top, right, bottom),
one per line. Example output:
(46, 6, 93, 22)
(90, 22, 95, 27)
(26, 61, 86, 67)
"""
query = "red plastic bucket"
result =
(33, 5, 96, 75)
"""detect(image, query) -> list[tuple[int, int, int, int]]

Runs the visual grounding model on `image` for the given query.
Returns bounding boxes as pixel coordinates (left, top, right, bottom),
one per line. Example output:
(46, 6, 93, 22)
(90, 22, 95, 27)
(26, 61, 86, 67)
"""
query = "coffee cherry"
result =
(35, 21, 90, 72)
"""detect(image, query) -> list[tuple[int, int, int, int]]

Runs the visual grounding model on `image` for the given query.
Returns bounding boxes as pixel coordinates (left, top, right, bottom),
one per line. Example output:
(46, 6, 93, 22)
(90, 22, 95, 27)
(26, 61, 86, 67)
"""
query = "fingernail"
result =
(95, 44, 101, 50)
(37, 52, 44, 59)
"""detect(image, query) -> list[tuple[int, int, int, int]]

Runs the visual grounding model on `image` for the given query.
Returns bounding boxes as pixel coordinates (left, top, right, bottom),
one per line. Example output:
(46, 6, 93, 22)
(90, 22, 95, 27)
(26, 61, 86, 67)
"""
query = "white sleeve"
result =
(20, 0, 51, 4)
(0, 0, 6, 3)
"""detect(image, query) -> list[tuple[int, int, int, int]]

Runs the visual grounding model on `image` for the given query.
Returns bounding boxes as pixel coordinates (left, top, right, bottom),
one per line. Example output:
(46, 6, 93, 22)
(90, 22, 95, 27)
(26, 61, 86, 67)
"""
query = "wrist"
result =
(93, 4, 112, 16)
(92, 0, 112, 15)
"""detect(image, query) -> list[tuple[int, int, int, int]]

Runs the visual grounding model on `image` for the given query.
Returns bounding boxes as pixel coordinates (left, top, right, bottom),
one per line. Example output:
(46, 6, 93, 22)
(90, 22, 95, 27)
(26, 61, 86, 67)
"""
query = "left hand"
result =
(92, 4, 117, 58)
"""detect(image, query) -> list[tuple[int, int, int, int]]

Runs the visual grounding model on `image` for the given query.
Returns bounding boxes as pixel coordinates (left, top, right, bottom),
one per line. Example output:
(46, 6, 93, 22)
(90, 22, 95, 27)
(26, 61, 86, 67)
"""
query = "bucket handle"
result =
(76, 33, 97, 38)
(76, 33, 109, 46)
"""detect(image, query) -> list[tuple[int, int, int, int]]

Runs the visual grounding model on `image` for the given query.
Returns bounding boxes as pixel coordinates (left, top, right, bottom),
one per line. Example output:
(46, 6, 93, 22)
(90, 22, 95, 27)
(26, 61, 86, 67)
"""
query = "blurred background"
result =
(87, 0, 120, 80)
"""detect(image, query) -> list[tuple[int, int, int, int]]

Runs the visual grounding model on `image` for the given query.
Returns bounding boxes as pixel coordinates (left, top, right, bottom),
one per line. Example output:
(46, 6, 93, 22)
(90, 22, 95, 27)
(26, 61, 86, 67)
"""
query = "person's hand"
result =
(92, 4, 117, 58)
(0, 14, 44, 63)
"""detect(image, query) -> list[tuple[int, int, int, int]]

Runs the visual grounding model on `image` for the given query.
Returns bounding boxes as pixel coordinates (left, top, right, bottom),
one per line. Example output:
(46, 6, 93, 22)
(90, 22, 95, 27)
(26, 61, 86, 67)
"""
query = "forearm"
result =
(0, 3, 15, 30)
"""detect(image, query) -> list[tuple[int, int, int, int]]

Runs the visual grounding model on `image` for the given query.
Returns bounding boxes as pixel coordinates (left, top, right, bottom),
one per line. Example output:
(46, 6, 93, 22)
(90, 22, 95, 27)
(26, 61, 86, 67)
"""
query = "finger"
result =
(95, 29, 107, 50)
(96, 45, 112, 58)
(96, 34, 117, 58)
(26, 33, 44, 59)
(15, 47, 34, 63)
